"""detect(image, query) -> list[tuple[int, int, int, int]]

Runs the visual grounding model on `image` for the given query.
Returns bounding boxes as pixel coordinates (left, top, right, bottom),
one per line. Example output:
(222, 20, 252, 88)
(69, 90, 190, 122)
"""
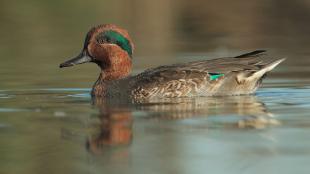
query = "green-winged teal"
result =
(60, 24, 285, 101)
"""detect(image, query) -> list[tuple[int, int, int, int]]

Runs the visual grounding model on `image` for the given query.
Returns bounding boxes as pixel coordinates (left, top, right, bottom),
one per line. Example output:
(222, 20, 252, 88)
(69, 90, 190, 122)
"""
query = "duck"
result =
(60, 24, 285, 101)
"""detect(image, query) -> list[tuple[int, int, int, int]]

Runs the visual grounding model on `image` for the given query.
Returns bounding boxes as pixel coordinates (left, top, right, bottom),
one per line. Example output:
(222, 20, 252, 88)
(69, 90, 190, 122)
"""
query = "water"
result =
(1, 1, 310, 174)
(1, 84, 310, 174)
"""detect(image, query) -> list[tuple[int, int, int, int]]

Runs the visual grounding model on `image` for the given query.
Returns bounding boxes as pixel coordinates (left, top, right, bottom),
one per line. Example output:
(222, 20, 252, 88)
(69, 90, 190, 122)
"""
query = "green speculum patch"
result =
(96, 30, 133, 57)
(208, 73, 224, 81)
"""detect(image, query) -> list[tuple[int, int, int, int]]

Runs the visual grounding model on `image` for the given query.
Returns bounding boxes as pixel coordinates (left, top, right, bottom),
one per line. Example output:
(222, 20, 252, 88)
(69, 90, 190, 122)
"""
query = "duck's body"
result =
(94, 50, 284, 101)
(60, 24, 285, 102)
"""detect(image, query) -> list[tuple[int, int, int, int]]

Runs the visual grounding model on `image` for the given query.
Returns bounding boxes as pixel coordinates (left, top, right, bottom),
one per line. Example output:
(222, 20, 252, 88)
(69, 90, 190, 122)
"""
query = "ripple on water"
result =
(257, 87, 310, 105)
(0, 108, 29, 112)
(66, 93, 91, 99)
(0, 93, 14, 99)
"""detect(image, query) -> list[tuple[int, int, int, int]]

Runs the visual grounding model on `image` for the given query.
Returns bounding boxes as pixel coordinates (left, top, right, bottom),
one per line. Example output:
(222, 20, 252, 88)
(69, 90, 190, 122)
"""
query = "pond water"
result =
(1, 69, 310, 174)
(1, 1, 310, 174)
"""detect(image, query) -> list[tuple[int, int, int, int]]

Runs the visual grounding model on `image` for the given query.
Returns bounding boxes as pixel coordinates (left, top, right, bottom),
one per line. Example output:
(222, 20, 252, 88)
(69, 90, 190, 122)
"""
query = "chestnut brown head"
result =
(60, 24, 134, 70)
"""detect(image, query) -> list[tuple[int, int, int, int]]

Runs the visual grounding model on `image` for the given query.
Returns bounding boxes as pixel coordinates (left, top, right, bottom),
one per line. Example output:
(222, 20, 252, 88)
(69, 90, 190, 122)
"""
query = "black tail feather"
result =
(235, 50, 266, 58)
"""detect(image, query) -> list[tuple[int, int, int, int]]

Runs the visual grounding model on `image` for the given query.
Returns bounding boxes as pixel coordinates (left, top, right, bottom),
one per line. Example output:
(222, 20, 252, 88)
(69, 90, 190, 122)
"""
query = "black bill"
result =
(59, 51, 92, 68)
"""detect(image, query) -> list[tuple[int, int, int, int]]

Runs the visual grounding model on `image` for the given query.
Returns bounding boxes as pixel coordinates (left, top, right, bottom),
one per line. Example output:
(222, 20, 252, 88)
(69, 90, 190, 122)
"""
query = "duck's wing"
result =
(175, 50, 268, 73)
(137, 50, 279, 78)
(130, 50, 284, 99)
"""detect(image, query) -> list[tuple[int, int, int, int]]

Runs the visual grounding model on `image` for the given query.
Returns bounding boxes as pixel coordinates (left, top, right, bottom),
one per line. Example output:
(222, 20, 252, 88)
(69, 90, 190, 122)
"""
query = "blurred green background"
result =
(1, 0, 310, 89)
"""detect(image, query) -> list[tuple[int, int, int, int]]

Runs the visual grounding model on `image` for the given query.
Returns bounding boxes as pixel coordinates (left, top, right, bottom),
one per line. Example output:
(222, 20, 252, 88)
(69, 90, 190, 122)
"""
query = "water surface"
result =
(1, 78, 310, 174)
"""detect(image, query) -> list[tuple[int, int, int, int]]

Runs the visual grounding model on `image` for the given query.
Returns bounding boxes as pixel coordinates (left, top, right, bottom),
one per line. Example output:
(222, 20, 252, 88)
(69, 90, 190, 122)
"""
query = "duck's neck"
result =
(91, 57, 132, 96)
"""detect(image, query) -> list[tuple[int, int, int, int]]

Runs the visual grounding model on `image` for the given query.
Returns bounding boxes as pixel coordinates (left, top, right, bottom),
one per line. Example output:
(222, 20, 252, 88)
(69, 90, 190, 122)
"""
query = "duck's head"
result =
(60, 24, 134, 79)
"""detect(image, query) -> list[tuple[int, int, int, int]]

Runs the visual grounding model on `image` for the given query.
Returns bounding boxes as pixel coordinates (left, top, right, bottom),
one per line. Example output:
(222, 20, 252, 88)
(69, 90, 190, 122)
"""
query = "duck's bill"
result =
(59, 51, 92, 68)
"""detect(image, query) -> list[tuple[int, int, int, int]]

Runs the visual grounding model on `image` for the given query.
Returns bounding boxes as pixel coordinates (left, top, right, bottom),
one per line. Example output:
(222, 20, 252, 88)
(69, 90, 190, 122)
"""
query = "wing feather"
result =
(131, 50, 280, 99)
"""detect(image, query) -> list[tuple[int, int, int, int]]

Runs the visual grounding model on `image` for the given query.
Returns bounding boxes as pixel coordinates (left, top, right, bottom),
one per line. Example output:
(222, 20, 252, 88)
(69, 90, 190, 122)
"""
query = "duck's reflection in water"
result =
(86, 95, 279, 154)
(136, 96, 280, 129)
(86, 104, 133, 154)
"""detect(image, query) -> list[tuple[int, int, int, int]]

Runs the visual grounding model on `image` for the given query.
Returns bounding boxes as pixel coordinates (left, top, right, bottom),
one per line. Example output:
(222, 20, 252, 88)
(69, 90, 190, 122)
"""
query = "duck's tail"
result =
(247, 58, 286, 81)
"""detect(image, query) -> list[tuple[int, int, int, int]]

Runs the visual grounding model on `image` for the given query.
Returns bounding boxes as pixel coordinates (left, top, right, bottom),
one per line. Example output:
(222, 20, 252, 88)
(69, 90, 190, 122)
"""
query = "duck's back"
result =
(128, 50, 285, 101)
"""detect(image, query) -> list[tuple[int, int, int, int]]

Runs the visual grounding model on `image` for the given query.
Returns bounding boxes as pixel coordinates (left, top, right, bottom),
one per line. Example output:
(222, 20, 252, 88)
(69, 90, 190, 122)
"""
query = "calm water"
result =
(1, 1, 310, 174)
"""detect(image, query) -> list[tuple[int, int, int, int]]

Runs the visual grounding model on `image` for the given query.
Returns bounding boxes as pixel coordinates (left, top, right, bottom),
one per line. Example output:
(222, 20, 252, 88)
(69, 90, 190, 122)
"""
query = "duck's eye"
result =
(97, 39, 103, 44)
(97, 36, 105, 44)
(96, 35, 113, 44)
